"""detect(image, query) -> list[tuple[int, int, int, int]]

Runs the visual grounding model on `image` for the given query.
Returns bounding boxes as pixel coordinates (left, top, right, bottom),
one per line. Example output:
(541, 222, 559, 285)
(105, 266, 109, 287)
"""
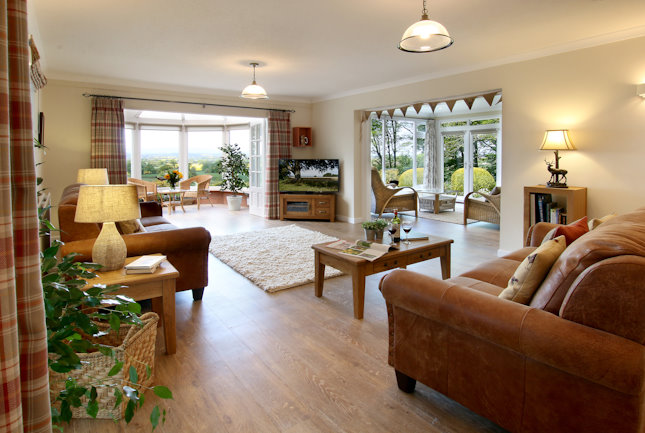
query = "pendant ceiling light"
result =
(241, 62, 268, 99)
(398, 0, 453, 53)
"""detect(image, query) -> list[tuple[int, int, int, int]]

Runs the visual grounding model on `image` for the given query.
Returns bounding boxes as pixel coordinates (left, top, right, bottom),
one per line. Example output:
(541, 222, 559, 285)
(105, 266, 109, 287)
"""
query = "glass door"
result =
(248, 119, 266, 216)
(442, 132, 466, 196)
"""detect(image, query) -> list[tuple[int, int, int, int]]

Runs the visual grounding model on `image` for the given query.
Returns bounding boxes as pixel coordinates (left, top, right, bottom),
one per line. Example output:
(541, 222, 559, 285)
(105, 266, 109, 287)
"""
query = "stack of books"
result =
(124, 255, 167, 274)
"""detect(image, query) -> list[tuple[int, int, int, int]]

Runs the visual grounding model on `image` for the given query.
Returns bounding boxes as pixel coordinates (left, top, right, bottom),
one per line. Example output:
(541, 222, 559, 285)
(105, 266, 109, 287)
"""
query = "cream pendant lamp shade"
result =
(241, 62, 268, 99)
(77, 168, 109, 185)
(398, 0, 453, 53)
(74, 184, 141, 271)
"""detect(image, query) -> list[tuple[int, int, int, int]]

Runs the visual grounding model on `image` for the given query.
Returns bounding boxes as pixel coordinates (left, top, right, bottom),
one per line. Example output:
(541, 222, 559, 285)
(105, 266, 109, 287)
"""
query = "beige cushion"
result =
(588, 213, 616, 230)
(117, 219, 146, 234)
(499, 235, 567, 304)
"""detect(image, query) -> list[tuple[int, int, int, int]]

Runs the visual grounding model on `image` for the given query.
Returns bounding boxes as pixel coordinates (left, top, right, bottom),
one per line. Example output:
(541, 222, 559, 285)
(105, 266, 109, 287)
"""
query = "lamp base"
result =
(546, 181, 568, 188)
(92, 221, 127, 271)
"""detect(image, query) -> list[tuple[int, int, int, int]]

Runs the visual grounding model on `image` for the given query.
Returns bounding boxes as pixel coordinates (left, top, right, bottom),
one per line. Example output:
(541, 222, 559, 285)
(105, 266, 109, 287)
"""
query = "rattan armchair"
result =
(463, 187, 501, 225)
(370, 167, 418, 217)
(127, 178, 158, 202)
(179, 174, 214, 210)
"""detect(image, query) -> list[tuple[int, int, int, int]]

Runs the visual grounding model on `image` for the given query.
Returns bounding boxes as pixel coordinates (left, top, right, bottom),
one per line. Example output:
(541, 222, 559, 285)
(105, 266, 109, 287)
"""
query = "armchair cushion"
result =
(117, 219, 145, 234)
(588, 213, 616, 230)
(499, 235, 566, 304)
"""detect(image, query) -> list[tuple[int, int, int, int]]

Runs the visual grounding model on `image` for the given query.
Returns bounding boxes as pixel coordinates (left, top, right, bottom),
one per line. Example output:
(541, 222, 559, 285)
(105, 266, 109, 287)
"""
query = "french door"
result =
(248, 119, 266, 216)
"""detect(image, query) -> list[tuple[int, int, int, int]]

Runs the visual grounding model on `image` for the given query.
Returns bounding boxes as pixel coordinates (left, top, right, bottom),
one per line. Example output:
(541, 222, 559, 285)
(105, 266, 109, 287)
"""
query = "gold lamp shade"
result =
(77, 168, 109, 185)
(74, 185, 140, 270)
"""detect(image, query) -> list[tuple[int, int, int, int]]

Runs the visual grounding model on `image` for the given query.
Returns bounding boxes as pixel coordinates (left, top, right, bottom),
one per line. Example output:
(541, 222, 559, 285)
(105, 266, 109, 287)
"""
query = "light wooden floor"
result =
(66, 204, 506, 433)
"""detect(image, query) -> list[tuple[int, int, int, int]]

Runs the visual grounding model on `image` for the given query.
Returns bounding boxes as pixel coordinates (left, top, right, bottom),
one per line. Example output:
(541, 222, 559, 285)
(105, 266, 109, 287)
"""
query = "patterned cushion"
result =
(499, 235, 566, 304)
(117, 219, 145, 234)
(588, 213, 616, 230)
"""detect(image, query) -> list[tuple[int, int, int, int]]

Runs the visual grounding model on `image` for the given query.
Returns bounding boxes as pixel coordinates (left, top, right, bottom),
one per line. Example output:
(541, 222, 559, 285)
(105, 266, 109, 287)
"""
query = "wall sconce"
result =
(638, 83, 645, 98)
(540, 130, 576, 188)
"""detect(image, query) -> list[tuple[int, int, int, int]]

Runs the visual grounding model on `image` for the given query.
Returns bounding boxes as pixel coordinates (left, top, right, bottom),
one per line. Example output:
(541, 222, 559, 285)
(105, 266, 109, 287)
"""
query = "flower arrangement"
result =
(162, 169, 183, 189)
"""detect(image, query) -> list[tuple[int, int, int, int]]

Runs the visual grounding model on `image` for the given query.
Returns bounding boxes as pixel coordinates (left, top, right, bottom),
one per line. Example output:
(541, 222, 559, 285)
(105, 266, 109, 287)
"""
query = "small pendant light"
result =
(398, 0, 453, 53)
(241, 62, 269, 99)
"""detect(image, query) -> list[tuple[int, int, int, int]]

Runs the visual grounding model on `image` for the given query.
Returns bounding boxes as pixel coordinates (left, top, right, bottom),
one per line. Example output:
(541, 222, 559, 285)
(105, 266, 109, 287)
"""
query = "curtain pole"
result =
(82, 93, 296, 113)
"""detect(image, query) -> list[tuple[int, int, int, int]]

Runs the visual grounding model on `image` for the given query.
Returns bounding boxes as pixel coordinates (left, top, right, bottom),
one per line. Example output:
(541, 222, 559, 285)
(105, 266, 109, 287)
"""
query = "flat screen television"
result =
(278, 159, 340, 193)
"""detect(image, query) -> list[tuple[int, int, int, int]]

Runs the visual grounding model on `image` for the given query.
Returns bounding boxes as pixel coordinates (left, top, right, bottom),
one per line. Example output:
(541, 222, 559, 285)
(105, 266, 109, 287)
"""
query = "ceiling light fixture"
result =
(398, 0, 453, 53)
(241, 62, 268, 99)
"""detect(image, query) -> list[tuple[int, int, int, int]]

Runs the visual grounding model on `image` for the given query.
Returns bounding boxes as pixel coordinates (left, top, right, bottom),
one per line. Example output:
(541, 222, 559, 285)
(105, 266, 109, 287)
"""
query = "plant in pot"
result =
(220, 142, 249, 211)
(361, 219, 388, 240)
(41, 235, 173, 430)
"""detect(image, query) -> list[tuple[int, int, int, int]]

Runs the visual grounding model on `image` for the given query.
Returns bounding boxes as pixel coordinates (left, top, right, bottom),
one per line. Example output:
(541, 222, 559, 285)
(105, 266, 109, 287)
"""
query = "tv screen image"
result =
(279, 159, 340, 193)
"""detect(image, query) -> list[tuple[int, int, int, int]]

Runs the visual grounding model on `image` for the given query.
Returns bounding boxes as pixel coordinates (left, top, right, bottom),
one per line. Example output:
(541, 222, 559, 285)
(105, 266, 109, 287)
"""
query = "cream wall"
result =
(312, 36, 645, 252)
(40, 80, 313, 225)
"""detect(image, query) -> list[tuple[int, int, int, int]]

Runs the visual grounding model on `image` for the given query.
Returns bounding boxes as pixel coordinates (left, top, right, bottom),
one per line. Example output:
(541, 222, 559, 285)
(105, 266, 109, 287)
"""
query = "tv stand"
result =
(280, 193, 335, 222)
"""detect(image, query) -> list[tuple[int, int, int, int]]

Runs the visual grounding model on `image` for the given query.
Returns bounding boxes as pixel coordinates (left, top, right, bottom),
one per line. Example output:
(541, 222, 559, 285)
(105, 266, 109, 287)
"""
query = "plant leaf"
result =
(86, 399, 99, 418)
(113, 388, 123, 409)
(153, 385, 173, 399)
(150, 405, 160, 430)
(124, 400, 135, 423)
(108, 361, 123, 377)
(129, 365, 138, 384)
(146, 364, 152, 379)
(109, 313, 121, 331)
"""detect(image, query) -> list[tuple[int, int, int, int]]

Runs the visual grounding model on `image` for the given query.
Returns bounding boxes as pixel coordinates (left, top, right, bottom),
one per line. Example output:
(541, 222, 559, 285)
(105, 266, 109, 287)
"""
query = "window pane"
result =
(443, 134, 465, 194)
(394, 120, 415, 186)
(416, 123, 426, 186)
(141, 129, 180, 183)
(472, 132, 497, 193)
(370, 119, 383, 177)
(187, 130, 223, 185)
(125, 128, 133, 178)
(229, 129, 250, 155)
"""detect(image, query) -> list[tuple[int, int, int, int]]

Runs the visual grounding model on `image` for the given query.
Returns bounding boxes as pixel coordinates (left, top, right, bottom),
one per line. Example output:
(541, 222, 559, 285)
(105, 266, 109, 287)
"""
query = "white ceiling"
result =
(30, 0, 645, 101)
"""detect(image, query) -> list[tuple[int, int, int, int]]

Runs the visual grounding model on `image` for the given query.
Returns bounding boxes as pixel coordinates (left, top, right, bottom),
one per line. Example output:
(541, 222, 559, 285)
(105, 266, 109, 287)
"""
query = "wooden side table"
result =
(86, 257, 179, 354)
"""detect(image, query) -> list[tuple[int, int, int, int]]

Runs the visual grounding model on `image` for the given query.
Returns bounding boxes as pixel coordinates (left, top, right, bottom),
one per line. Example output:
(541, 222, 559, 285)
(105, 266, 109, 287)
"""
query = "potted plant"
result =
(220, 143, 249, 211)
(362, 218, 388, 240)
(41, 235, 173, 429)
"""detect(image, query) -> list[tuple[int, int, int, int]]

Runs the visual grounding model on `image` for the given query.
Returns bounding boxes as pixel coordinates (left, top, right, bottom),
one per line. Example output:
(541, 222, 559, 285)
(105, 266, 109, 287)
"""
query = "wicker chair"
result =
(179, 174, 214, 210)
(127, 178, 158, 202)
(463, 187, 501, 225)
(370, 167, 418, 217)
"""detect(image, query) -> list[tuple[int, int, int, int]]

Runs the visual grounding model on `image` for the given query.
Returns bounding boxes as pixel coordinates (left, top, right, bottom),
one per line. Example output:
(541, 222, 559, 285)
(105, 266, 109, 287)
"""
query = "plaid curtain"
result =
(0, 1, 52, 431)
(264, 111, 291, 219)
(90, 97, 126, 184)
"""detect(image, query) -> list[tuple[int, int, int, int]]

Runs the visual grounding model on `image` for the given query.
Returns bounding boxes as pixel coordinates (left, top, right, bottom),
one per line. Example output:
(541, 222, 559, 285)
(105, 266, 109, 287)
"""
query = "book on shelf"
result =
(326, 239, 397, 262)
(124, 255, 166, 274)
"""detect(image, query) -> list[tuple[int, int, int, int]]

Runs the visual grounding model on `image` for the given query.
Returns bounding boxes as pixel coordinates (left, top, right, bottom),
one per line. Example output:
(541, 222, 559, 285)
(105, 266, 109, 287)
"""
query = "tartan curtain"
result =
(0, 0, 52, 431)
(90, 97, 126, 184)
(264, 111, 291, 219)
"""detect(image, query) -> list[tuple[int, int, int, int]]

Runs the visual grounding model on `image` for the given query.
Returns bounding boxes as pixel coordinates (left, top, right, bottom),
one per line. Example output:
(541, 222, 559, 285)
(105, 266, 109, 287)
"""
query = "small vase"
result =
(169, 184, 176, 190)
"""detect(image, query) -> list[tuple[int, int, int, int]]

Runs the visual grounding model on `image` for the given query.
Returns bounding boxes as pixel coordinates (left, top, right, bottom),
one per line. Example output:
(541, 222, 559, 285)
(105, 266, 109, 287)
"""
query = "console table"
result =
(280, 193, 335, 221)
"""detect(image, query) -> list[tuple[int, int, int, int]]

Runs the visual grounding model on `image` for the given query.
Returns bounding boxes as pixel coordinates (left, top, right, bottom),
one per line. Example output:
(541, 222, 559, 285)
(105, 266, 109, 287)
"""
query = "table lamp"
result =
(539, 130, 576, 188)
(77, 168, 109, 185)
(74, 185, 140, 271)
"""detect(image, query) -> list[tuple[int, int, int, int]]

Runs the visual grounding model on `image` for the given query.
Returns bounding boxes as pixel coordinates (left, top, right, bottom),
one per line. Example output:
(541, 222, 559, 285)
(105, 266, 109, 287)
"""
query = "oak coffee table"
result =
(312, 235, 453, 319)
(86, 256, 179, 354)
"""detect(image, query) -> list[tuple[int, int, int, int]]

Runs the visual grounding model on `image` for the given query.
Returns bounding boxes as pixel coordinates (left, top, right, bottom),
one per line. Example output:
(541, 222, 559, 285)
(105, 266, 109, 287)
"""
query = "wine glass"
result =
(387, 221, 398, 245)
(401, 220, 414, 245)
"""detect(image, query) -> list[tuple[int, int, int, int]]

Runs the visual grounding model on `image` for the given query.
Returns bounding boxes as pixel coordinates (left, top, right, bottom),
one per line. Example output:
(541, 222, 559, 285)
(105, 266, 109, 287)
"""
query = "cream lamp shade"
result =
(398, 0, 453, 53)
(74, 185, 141, 271)
(77, 168, 109, 185)
(539, 130, 576, 188)
(241, 62, 268, 99)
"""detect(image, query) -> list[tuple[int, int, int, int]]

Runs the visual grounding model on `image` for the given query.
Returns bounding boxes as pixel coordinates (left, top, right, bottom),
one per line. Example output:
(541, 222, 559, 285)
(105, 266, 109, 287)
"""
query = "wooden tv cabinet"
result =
(280, 193, 335, 222)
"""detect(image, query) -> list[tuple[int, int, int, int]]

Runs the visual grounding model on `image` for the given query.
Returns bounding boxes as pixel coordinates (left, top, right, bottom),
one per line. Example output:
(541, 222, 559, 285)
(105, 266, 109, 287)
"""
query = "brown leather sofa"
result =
(380, 208, 645, 433)
(58, 184, 211, 301)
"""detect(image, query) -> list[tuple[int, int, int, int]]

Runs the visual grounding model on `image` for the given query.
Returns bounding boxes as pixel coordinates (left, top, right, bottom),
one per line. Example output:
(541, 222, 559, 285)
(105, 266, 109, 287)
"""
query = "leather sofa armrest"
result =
(381, 269, 644, 395)
(139, 201, 162, 218)
(60, 227, 210, 261)
(525, 221, 559, 247)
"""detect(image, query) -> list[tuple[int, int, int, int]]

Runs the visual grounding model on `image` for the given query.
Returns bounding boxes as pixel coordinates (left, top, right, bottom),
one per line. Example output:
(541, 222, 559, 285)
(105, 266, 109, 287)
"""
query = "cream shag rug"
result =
(209, 225, 343, 293)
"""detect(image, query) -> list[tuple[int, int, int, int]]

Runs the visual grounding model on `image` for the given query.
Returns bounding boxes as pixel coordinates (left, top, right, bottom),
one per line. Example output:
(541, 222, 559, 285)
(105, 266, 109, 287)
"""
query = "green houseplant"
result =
(220, 142, 249, 210)
(41, 236, 173, 430)
(362, 219, 388, 240)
